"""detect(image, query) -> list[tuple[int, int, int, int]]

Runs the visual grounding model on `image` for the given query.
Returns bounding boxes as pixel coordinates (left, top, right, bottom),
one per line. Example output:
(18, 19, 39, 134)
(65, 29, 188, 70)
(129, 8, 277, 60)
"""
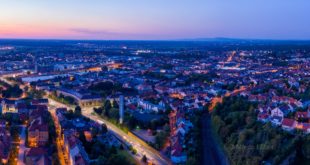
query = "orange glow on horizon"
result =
(0, 26, 77, 39)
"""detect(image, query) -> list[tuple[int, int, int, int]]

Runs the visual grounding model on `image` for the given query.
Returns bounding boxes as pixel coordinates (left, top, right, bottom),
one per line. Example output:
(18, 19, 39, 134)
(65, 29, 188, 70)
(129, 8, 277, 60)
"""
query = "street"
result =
(49, 108, 68, 165)
(18, 125, 26, 165)
(47, 98, 172, 165)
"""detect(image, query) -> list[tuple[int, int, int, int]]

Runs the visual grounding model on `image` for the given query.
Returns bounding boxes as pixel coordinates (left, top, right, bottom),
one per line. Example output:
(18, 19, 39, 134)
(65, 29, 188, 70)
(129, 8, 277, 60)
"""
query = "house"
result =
(295, 111, 310, 122)
(0, 127, 11, 164)
(28, 117, 49, 147)
(169, 111, 177, 133)
(24, 147, 50, 165)
(271, 108, 284, 118)
(281, 118, 296, 132)
(64, 132, 89, 165)
(278, 104, 294, 116)
(169, 110, 191, 164)
(1, 99, 17, 113)
(0, 120, 6, 127)
(295, 122, 310, 134)
(137, 98, 165, 113)
(135, 83, 153, 93)
(248, 95, 267, 102)
(29, 107, 48, 124)
(270, 116, 283, 126)
(170, 135, 187, 164)
(258, 113, 269, 123)
(176, 118, 193, 135)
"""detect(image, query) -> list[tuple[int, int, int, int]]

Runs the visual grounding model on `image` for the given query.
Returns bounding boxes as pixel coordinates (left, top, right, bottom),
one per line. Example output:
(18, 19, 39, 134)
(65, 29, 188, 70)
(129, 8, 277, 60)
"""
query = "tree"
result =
(107, 153, 134, 165)
(142, 155, 148, 163)
(75, 106, 82, 116)
(154, 131, 168, 150)
(112, 100, 119, 108)
(103, 100, 112, 117)
(109, 108, 120, 120)
(91, 127, 99, 138)
(97, 156, 107, 165)
(131, 148, 137, 155)
(101, 124, 108, 134)
(28, 89, 46, 99)
(2, 85, 22, 98)
(127, 115, 138, 130)
(211, 96, 300, 165)
(94, 107, 103, 114)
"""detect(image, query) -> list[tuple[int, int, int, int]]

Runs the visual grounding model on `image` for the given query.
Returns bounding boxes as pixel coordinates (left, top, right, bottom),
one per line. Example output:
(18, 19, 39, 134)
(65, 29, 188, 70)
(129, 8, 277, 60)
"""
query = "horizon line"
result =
(1, 37, 310, 42)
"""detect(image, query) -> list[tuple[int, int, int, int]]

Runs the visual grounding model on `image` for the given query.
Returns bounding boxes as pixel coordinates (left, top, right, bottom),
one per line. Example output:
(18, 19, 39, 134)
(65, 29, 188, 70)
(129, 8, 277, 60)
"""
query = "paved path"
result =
(202, 113, 229, 165)
(18, 125, 27, 165)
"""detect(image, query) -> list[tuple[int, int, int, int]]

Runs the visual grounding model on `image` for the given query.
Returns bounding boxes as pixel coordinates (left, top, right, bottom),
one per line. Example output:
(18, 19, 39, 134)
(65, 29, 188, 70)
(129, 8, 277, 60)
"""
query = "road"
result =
(209, 86, 247, 111)
(202, 113, 229, 165)
(47, 98, 172, 165)
(49, 108, 68, 165)
(0, 77, 15, 86)
(84, 111, 172, 165)
(18, 125, 26, 165)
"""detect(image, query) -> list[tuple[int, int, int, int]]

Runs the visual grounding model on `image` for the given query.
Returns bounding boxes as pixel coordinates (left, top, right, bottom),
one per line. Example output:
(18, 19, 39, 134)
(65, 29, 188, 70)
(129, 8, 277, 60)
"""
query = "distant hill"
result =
(181, 37, 310, 42)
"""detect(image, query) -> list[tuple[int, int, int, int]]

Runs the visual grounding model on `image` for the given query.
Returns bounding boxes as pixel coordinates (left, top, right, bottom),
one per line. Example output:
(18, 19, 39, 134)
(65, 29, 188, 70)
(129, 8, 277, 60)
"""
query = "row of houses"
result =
(258, 106, 310, 133)
(169, 110, 193, 164)
(0, 120, 11, 164)
(248, 92, 310, 134)
(0, 98, 52, 165)
(55, 107, 120, 165)
(24, 101, 51, 165)
(55, 108, 90, 165)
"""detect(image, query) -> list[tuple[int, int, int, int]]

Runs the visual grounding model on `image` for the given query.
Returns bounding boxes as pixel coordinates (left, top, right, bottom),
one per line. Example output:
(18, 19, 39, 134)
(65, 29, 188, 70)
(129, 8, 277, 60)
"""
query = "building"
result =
(56, 88, 102, 107)
(281, 118, 296, 132)
(169, 110, 177, 134)
(28, 117, 49, 147)
(119, 95, 124, 124)
(1, 99, 17, 114)
(64, 131, 89, 165)
(168, 110, 192, 164)
(137, 98, 165, 113)
(24, 148, 50, 165)
(0, 126, 11, 164)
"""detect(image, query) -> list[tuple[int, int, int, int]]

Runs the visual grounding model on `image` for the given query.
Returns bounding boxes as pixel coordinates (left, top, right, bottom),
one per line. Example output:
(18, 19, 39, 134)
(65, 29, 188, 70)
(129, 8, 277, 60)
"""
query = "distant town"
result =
(0, 39, 309, 165)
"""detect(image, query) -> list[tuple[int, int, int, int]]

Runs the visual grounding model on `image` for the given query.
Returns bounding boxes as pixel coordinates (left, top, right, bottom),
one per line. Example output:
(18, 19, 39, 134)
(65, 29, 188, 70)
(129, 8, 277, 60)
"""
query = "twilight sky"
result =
(0, 0, 310, 40)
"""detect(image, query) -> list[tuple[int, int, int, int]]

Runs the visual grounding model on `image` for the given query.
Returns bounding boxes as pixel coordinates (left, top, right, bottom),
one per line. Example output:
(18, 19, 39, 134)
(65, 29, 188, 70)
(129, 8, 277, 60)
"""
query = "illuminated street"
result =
(47, 98, 172, 165)
(17, 126, 26, 165)
(49, 109, 68, 165)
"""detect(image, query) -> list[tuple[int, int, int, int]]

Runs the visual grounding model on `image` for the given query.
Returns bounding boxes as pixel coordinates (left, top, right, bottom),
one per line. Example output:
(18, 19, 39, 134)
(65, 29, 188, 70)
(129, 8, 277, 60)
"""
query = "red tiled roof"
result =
(295, 111, 308, 119)
(282, 118, 295, 127)
(258, 113, 269, 119)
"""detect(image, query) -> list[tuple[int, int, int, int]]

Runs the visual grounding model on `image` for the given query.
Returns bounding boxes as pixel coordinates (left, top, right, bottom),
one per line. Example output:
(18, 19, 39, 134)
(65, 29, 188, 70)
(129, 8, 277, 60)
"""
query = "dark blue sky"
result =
(1, 0, 310, 40)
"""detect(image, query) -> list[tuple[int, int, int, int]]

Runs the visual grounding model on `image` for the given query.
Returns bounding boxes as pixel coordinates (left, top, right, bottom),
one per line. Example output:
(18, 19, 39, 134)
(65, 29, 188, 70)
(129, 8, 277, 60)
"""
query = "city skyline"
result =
(1, 1, 310, 165)
(1, 0, 310, 40)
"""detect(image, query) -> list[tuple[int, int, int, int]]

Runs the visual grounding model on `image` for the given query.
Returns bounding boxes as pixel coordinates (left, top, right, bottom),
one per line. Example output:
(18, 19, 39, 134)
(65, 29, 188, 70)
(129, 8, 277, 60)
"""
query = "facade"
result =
(119, 95, 124, 124)
(56, 88, 102, 107)
(168, 110, 192, 164)
(64, 132, 89, 165)
(28, 117, 49, 147)
(1, 99, 17, 114)
(137, 98, 165, 113)
(0, 126, 11, 164)
(24, 148, 50, 165)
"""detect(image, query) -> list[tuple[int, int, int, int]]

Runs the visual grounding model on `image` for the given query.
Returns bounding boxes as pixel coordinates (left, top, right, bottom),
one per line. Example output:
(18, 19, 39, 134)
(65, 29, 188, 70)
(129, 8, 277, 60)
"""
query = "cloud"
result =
(68, 27, 174, 40)
(69, 28, 122, 36)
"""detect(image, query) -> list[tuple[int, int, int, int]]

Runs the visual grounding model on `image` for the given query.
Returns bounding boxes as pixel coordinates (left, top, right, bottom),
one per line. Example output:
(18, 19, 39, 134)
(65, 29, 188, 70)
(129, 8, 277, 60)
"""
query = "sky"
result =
(0, 0, 310, 40)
